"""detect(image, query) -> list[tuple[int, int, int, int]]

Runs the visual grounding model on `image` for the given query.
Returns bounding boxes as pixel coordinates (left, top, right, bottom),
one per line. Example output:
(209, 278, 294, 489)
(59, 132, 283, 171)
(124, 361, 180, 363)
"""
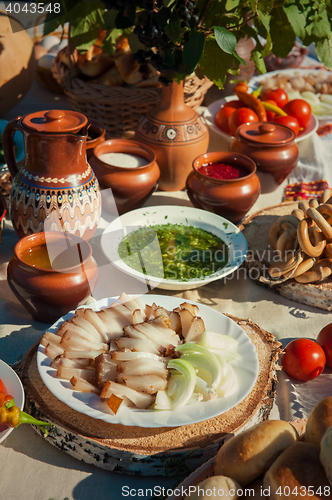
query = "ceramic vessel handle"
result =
(3, 118, 22, 179)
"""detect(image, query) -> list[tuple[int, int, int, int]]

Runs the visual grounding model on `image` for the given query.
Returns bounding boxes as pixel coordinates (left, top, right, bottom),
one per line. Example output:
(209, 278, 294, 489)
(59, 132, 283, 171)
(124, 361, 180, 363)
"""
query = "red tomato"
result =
(283, 99, 312, 127)
(282, 339, 326, 381)
(215, 106, 237, 134)
(273, 115, 300, 136)
(317, 323, 332, 368)
(223, 100, 244, 110)
(261, 88, 289, 108)
(228, 107, 259, 136)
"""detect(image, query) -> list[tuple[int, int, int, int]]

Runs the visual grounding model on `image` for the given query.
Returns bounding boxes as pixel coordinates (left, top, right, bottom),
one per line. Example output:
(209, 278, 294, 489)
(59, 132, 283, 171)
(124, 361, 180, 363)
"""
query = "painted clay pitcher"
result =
(3, 109, 101, 240)
(135, 81, 209, 191)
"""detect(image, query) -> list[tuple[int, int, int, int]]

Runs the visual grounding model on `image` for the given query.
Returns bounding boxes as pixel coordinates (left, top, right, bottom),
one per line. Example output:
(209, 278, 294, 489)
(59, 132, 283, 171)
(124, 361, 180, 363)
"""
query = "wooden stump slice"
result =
(19, 317, 281, 476)
(240, 202, 332, 311)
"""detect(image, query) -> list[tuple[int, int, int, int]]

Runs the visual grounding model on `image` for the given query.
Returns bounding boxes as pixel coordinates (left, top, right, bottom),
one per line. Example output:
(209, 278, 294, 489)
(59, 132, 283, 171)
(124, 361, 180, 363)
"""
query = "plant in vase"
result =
(45, 0, 332, 190)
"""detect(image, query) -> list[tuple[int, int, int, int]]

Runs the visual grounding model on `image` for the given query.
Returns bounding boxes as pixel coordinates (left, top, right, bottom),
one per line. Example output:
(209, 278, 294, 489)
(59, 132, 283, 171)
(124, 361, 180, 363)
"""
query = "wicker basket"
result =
(52, 51, 213, 136)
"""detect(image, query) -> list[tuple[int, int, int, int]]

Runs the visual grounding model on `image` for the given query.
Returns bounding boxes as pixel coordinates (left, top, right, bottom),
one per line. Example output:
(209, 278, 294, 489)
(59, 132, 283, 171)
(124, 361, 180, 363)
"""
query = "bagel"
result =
(297, 219, 326, 258)
(320, 188, 332, 204)
(307, 207, 332, 239)
(268, 254, 299, 278)
(292, 209, 305, 220)
(309, 198, 320, 208)
(268, 222, 281, 249)
(294, 258, 332, 283)
(282, 256, 315, 279)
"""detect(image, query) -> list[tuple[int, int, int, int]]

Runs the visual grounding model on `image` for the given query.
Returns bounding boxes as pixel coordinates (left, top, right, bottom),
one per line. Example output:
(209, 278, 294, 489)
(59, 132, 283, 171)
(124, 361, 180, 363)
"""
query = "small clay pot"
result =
(86, 121, 106, 160)
(229, 122, 299, 193)
(7, 231, 98, 323)
(90, 139, 160, 215)
(186, 151, 261, 223)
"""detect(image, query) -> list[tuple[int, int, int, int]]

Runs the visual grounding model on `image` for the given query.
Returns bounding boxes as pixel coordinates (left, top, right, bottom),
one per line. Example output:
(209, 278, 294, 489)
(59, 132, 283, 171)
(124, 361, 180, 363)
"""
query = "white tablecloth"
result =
(1, 79, 332, 500)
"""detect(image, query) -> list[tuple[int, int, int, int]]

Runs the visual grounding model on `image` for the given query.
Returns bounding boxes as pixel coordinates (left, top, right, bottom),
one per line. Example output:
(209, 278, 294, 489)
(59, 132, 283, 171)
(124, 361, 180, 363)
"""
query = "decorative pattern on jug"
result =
(137, 114, 208, 145)
(10, 168, 101, 239)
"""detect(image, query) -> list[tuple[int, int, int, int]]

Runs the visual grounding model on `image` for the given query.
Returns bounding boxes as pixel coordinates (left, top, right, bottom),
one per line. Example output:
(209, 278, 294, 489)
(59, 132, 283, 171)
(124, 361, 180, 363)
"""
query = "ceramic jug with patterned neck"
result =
(3, 109, 101, 240)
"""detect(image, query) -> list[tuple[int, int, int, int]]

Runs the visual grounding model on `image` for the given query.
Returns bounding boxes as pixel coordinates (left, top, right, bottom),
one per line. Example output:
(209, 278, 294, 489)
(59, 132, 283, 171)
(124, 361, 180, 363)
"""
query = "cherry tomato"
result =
(273, 115, 300, 136)
(283, 99, 312, 127)
(228, 107, 259, 136)
(215, 106, 237, 134)
(282, 339, 326, 381)
(317, 323, 332, 368)
(261, 88, 289, 108)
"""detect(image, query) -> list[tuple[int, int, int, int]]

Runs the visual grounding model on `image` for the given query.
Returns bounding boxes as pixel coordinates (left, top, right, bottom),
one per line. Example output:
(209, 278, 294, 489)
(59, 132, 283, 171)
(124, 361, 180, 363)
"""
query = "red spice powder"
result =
(198, 162, 248, 180)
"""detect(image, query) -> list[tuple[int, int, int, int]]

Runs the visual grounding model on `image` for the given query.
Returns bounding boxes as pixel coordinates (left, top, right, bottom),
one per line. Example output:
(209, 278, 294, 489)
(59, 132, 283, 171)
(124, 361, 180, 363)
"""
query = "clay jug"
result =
(134, 81, 209, 191)
(3, 110, 101, 240)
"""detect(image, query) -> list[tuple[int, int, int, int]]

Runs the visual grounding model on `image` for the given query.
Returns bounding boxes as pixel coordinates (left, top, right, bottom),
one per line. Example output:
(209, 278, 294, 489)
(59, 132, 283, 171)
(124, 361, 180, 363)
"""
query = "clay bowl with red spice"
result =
(186, 151, 261, 223)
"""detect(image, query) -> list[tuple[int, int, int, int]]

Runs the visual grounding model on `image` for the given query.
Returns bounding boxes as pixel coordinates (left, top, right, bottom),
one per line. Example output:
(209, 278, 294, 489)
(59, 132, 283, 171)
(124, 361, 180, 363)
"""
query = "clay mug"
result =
(186, 151, 261, 223)
(7, 231, 98, 323)
(3, 109, 102, 240)
(229, 122, 299, 194)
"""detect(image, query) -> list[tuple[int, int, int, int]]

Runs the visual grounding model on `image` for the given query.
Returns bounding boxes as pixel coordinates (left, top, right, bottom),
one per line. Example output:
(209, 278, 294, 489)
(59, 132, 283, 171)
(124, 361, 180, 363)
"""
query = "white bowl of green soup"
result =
(100, 206, 247, 290)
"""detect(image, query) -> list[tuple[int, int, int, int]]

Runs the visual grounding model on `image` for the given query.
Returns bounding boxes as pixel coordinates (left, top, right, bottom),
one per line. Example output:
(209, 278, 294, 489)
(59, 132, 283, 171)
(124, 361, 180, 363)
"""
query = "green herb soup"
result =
(118, 224, 229, 282)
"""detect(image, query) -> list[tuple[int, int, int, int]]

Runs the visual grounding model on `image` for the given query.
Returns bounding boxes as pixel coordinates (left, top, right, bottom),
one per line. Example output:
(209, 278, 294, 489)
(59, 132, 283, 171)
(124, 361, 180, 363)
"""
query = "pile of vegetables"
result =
(215, 81, 312, 138)
(41, 293, 240, 415)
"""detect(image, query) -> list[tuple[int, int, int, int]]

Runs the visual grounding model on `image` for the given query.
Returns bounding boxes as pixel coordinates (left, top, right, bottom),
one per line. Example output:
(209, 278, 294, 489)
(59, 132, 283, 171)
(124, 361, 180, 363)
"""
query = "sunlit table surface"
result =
(1, 80, 332, 500)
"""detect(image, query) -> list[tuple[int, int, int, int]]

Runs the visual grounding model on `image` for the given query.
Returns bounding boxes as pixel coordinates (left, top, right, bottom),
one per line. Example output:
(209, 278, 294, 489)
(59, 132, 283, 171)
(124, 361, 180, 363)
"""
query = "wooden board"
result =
(240, 202, 332, 311)
(19, 317, 281, 476)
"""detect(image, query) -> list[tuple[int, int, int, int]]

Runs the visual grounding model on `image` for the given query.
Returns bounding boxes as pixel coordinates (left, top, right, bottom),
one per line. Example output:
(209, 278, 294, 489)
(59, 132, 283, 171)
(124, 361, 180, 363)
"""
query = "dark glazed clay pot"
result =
(229, 122, 299, 193)
(186, 151, 261, 223)
(7, 231, 98, 323)
(90, 139, 160, 215)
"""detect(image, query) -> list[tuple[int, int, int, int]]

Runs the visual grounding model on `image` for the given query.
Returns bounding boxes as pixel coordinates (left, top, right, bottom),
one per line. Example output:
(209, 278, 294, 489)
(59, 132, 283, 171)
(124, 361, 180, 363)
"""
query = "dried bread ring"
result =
(324, 243, 332, 259)
(276, 229, 297, 259)
(268, 222, 281, 249)
(276, 215, 299, 229)
(320, 188, 332, 204)
(282, 257, 315, 279)
(298, 201, 310, 214)
(295, 258, 332, 283)
(306, 207, 332, 239)
(291, 209, 305, 220)
(297, 219, 326, 258)
(309, 198, 319, 208)
(268, 254, 299, 278)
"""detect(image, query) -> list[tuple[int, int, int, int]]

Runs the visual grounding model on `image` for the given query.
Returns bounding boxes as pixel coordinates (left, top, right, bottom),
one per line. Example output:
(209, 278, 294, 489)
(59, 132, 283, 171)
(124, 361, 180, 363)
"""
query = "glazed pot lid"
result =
(237, 122, 295, 145)
(22, 110, 88, 133)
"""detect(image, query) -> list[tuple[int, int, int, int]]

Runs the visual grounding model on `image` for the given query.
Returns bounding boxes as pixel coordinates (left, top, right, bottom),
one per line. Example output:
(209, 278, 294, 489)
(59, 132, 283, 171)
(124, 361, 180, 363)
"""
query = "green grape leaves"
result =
(61, 1, 106, 52)
(315, 37, 332, 70)
(198, 38, 241, 88)
(183, 32, 205, 73)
